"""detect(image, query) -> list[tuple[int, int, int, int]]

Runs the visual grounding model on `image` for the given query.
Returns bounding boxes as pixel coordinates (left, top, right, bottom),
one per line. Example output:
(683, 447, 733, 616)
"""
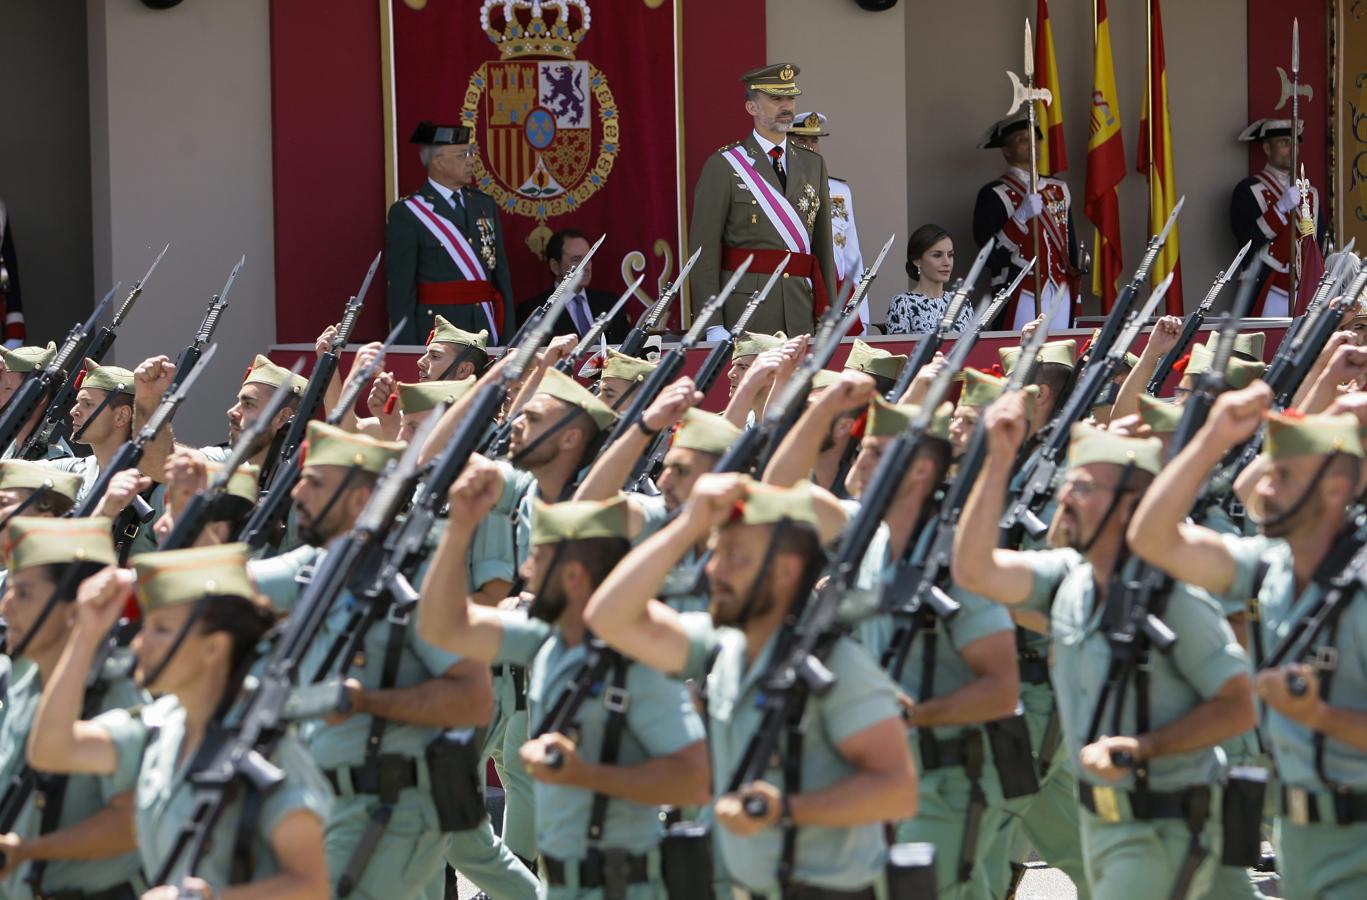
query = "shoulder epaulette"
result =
(717, 141, 741, 153)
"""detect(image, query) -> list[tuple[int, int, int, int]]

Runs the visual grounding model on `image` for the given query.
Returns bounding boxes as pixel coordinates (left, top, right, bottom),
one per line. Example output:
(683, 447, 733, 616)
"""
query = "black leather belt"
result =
(324, 756, 419, 796)
(1280, 785, 1367, 825)
(1079, 782, 1210, 821)
(542, 851, 649, 888)
(1018, 653, 1050, 685)
(918, 730, 985, 772)
(35, 884, 139, 900)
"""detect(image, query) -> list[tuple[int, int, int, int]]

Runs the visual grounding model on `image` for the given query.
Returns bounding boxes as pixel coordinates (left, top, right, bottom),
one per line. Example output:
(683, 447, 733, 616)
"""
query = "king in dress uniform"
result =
(973, 113, 1078, 332)
(386, 122, 515, 347)
(687, 64, 838, 338)
(1230, 118, 1324, 318)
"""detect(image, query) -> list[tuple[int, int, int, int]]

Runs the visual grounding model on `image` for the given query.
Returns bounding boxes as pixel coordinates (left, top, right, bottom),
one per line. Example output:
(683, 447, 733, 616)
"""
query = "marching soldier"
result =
(387, 122, 514, 346)
(0, 343, 58, 458)
(973, 114, 1078, 331)
(358, 318, 488, 439)
(597, 350, 657, 411)
(790, 111, 868, 330)
(1230, 118, 1324, 317)
(688, 65, 837, 338)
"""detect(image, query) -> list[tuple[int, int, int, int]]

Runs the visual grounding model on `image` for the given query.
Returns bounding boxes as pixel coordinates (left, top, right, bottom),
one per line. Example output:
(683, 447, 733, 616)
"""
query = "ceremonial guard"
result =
(790, 112, 867, 330)
(973, 114, 1078, 331)
(688, 65, 837, 338)
(1230, 118, 1323, 317)
(387, 122, 514, 346)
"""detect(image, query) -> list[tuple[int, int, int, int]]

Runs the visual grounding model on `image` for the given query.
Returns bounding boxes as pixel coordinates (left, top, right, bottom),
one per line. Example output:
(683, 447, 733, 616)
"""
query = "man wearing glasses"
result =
(387, 121, 515, 346)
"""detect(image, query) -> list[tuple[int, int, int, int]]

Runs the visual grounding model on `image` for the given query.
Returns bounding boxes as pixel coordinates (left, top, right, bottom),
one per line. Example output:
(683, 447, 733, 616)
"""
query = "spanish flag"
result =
(1085, 0, 1125, 311)
(1033, 0, 1067, 175)
(1137, 0, 1184, 315)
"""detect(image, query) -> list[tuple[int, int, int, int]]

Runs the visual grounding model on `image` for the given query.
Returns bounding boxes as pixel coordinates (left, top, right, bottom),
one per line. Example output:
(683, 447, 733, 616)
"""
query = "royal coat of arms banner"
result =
(385, 0, 685, 324)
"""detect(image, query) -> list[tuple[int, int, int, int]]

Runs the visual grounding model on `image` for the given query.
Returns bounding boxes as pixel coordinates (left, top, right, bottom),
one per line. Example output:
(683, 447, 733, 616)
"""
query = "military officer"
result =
(28, 545, 333, 898)
(1131, 390, 1367, 898)
(1231, 118, 1324, 317)
(248, 422, 496, 900)
(973, 114, 1079, 331)
(688, 64, 837, 338)
(419, 489, 710, 899)
(789, 111, 868, 331)
(583, 476, 919, 898)
(955, 405, 1256, 900)
(387, 122, 514, 346)
(0, 517, 147, 900)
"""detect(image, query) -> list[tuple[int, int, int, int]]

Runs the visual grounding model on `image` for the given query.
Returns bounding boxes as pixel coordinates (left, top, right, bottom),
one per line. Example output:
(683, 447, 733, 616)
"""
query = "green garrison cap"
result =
(844, 339, 907, 383)
(733, 331, 787, 360)
(4, 516, 117, 574)
(999, 339, 1077, 375)
(673, 409, 741, 456)
(133, 543, 255, 611)
(80, 360, 135, 396)
(808, 369, 842, 392)
(205, 462, 260, 504)
(1263, 411, 1365, 461)
(0, 343, 55, 374)
(301, 421, 404, 475)
(741, 62, 802, 96)
(0, 461, 83, 504)
(865, 398, 952, 441)
(1137, 394, 1182, 434)
(428, 315, 490, 350)
(1184, 343, 1266, 390)
(733, 479, 845, 543)
(534, 368, 618, 431)
(530, 495, 632, 546)
(957, 368, 1007, 409)
(1204, 331, 1265, 361)
(1067, 423, 1164, 476)
(243, 354, 308, 396)
(397, 378, 475, 416)
(601, 349, 657, 384)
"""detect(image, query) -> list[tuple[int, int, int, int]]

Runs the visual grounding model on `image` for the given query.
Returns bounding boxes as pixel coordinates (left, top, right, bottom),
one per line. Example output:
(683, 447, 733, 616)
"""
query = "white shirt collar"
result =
(428, 177, 459, 204)
(752, 130, 787, 161)
(1261, 165, 1291, 189)
(1007, 165, 1031, 182)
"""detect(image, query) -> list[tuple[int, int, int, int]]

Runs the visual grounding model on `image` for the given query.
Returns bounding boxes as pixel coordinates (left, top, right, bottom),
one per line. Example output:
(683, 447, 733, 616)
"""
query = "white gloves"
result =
(1276, 184, 1302, 215)
(1011, 192, 1045, 225)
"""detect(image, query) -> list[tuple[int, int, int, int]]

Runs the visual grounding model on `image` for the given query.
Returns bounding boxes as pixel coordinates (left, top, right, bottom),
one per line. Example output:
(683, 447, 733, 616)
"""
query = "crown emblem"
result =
(779, 64, 794, 81)
(480, 0, 591, 61)
(804, 113, 820, 128)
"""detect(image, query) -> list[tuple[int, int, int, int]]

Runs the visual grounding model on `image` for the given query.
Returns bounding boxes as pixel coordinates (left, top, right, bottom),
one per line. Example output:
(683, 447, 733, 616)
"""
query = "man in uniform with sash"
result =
(386, 122, 514, 347)
(688, 64, 837, 338)
(973, 113, 1078, 332)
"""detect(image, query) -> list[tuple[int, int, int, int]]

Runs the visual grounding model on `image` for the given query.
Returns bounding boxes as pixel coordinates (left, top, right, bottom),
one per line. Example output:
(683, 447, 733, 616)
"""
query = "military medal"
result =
(477, 217, 497, 270)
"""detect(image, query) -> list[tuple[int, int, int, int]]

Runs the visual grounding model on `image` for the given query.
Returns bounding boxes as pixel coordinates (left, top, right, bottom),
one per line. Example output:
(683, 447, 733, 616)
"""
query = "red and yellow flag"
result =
(1137, 0, 1183, 315)
(1085, 0, 1125, 311)
(1033, 0, 1067, 175)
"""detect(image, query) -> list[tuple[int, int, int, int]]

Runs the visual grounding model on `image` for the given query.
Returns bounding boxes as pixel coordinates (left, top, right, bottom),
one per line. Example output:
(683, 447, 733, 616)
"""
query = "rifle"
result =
(161, 362, 306, 551)
(0, 284, 119, 456)
(71, 345, 218, 519)
(171, 256, 242, 391)
(1271, 242, 1354, 357)
(21, 244, 169, 460)
(1146, 241, 1251, 396)
(598, 260, 753, 453)
(618, 246, 701, 358)
(238, 319, 406, 552)
(555, 275, 642, 374)
(502, 235, 606, 351)
(623, 262, 784, 493)
(880, 289, 1066, 682)
(1000, 275, 1173, 542)
(886, 242, 1010, 403)
(729, 297, 990, 817)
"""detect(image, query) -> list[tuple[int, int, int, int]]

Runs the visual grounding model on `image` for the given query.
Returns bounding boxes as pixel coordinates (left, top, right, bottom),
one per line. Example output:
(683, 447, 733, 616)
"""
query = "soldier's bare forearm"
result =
(20, 792, 136, 861)
(1138, 674, 1254, 760)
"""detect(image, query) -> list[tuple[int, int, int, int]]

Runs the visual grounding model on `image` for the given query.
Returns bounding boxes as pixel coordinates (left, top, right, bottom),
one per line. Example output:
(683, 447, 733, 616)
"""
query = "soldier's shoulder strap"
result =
(715, 140, 743, 154)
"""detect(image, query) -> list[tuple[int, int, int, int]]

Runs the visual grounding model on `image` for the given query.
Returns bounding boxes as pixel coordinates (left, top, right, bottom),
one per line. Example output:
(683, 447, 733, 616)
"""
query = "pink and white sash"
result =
(404, 194, 497, 338)
(721, 147, 811, 255)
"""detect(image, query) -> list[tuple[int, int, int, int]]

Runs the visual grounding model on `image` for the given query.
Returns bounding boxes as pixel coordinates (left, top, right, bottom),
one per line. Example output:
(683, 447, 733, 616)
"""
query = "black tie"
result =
(768, 146, 787, 191)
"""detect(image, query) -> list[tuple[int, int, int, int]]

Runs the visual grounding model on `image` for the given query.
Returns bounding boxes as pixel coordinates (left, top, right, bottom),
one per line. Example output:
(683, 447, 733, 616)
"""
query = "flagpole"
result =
(1146, 0, 1156, 290)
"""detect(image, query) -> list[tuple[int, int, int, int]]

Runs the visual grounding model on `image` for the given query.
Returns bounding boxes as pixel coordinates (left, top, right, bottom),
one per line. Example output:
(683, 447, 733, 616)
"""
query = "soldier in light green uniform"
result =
(387, 122, 514, 346)
(597, 350, 657, 412)
(0, 343, 71, 461)
(0, 517, 147, 900)
(419, 488, 710, 899)
(955, 400, 1257, 900)
(1131, 392, 1367, 898)
(248, 422, 496, 900)
(582, 476, 919, 898)
(689, 64, 837, 337)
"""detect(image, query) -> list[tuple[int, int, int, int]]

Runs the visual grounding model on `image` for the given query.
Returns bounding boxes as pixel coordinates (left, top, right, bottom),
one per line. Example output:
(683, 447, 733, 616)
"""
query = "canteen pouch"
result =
(426, 727, 486, 832)
(1220, 766, 1268, 867)
(660, 820, 715, 900)
(985, 709, 1041, 799)
(885, 842, 936, 899)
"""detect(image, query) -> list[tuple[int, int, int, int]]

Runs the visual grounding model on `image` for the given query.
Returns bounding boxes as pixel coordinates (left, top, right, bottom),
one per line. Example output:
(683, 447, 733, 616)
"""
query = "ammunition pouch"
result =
(426, 728, 487, 832)
(1220, 767, 1268, 867)
(661, 820, 715, 900)
(985, 711, 1041, 799)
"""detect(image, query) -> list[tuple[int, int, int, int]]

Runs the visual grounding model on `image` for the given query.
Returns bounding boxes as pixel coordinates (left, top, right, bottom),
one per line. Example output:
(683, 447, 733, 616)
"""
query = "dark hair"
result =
(905, 224, 952, 280)
(545, 228, 588, 265)
(915, 436, 953, 489)
(866, 372, 897, 396)
(560, 536, 631, 591)
(29, 491, 74, 518)
(774, 522, 828, 601)
(197, 594, 279, 675)
(40, 561, 111, 603)
(1032, 362, 1074, 417)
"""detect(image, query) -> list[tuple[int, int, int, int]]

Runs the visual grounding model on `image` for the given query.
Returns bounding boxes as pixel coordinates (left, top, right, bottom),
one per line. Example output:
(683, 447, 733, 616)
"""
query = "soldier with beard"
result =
(954, 396, 1255, 900)
(1130, 387, 1367, 898)
(583, 476, 919, 898)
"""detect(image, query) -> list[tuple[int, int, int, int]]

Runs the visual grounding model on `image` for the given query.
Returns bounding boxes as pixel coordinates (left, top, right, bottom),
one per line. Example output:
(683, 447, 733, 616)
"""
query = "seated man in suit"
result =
(517, 228, 629, 344)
